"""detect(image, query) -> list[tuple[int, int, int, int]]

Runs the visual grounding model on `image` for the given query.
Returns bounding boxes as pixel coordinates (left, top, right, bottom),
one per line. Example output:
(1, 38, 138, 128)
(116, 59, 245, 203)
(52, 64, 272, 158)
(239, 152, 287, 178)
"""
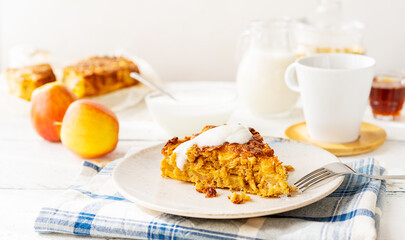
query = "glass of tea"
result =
(369, 73, 405, 120)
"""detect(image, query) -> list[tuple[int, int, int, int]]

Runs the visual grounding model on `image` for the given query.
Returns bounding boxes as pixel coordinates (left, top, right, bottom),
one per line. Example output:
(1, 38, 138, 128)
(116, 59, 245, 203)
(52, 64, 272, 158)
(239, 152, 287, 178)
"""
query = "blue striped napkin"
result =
(34, 156, 385, 240)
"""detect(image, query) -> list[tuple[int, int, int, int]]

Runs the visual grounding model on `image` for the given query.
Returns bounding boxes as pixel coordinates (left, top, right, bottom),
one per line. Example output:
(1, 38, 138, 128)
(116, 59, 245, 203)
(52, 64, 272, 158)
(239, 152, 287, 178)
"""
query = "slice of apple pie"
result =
(5, 64, 56, 101)
(161, 124, 295, 197)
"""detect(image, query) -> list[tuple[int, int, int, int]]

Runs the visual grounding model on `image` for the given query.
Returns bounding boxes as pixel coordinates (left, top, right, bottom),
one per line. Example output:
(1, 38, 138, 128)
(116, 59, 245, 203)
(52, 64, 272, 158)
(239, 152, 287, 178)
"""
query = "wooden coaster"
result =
(285, 122, 386, 156)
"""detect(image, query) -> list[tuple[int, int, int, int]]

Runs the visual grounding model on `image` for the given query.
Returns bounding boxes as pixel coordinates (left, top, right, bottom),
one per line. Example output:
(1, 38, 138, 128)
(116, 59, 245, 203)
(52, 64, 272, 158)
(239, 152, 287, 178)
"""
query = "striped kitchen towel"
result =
(34, 156, 385, 240)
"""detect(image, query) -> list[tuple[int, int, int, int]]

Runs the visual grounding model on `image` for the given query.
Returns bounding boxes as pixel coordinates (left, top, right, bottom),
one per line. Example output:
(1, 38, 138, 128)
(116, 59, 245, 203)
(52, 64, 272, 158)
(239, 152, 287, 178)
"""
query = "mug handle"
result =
(284, 63, 300, 92)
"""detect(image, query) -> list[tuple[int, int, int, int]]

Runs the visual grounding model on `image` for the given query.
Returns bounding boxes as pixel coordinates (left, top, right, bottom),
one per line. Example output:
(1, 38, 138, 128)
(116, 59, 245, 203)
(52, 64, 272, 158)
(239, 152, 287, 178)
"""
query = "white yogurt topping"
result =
(173, 124, 253, 170)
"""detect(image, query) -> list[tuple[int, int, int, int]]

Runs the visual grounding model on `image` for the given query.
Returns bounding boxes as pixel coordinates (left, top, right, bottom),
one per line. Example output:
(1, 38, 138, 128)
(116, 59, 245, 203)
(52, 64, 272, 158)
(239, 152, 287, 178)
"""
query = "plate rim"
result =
(112, 137, 344, 219)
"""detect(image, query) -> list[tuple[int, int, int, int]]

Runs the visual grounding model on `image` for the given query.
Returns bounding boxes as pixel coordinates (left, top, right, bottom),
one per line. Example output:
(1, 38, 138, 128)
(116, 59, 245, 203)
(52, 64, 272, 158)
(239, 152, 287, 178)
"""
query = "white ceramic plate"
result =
(113, 137, 344, 219)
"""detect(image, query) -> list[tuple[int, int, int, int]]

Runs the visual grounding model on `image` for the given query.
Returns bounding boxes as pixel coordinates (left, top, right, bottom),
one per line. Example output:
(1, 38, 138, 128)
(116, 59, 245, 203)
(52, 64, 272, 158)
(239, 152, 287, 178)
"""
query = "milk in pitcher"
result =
(236, 19, 298, 117)
(237, 50, 297, 116)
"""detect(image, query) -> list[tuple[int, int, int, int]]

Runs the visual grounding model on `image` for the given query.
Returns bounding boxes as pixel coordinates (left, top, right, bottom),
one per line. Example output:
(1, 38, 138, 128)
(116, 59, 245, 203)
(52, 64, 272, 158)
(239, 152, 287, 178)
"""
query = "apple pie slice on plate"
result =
(113, 124, 344, 219)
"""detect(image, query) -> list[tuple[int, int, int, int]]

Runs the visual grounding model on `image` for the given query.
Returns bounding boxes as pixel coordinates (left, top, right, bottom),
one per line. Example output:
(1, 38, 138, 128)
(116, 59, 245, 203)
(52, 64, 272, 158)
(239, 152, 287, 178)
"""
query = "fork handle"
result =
(357, 174, 405, 180)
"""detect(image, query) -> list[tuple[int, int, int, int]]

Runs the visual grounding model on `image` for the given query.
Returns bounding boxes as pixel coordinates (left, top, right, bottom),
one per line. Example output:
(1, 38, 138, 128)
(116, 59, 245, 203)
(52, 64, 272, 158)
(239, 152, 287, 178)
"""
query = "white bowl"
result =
(145, 81, 237, 138)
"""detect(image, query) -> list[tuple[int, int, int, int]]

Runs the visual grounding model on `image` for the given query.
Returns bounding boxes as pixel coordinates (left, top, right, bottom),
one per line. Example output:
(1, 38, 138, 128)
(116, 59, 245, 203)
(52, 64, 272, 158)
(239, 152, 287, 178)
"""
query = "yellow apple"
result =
(30, 82, 77, 142)
(60, 100, 119, 158)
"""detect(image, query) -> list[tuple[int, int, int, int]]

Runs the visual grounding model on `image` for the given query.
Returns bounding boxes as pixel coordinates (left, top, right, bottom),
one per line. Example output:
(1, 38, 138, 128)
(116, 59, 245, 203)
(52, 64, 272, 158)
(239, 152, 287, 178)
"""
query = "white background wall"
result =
(1, 0, 404, 82)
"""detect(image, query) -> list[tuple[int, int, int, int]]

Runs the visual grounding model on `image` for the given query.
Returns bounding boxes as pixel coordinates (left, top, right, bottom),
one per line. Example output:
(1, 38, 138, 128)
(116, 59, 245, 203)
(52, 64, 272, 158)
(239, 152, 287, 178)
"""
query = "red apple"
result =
(60, 100, 119, 158)
(30, 82, 77, 142)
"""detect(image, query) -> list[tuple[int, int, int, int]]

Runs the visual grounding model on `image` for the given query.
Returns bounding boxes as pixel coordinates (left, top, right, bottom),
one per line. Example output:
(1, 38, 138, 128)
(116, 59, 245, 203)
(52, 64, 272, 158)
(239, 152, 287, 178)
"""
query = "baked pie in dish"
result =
(161, 124, 295, 197)
(62, 56, 140, 98)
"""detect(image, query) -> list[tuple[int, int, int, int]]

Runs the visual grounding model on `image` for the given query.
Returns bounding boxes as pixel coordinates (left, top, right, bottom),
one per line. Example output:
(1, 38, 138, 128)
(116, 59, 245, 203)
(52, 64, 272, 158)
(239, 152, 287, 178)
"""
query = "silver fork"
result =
(295, 162, 405, 192)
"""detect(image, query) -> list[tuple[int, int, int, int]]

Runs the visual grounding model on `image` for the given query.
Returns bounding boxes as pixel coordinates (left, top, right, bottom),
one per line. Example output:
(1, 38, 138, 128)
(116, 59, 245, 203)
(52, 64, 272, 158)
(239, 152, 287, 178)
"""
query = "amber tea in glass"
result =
(369, 75, 405, 120)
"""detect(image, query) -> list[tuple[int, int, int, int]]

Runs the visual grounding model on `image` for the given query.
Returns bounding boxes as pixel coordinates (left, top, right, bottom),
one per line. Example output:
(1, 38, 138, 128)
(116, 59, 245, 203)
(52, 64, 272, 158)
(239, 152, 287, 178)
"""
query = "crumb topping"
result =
(228, 192, 251, 204)
(64, 56, 139, 76)
(196, 186, 217, 198)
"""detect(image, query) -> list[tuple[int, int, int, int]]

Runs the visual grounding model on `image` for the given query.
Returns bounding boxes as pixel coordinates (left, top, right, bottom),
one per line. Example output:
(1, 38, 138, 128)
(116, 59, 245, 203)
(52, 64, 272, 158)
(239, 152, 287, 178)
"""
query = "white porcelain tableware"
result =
(145, 81, 237, 138)
(285, 53, 375, 143)
(236, 19, 299, 117)
(112, 137, 344, 219)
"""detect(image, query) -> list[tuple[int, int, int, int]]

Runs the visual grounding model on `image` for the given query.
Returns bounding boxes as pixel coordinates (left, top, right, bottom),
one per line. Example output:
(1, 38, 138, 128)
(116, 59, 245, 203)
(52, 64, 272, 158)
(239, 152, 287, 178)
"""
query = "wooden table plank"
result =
(0, 140, 158, 189)
(378, 195, 405, 240)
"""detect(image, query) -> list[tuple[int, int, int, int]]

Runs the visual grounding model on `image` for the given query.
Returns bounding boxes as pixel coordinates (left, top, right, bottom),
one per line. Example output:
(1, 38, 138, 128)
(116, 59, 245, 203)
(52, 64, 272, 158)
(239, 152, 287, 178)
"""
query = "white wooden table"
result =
(0, 97, 404, 240)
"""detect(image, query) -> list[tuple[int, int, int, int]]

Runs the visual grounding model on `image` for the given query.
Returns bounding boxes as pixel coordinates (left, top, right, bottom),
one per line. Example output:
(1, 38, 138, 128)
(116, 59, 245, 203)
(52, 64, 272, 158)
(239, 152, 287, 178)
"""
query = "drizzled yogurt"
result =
(173, 124, 253, 170)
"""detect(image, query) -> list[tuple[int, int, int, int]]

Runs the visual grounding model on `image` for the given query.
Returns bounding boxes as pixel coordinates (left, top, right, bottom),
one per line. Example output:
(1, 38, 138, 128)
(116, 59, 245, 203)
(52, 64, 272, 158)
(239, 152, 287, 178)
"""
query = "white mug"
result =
(285, 53, 376, 143)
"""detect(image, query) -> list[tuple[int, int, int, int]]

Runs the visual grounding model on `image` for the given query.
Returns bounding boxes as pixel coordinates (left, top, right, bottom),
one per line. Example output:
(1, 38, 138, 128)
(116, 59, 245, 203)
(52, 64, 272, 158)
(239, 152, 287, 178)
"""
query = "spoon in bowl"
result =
(130, 72, 177, 100)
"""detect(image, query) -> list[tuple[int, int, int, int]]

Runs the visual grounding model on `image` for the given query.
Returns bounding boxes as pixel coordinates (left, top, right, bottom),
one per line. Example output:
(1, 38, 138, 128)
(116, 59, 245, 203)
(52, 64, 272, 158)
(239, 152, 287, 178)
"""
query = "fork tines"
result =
(294, 167, 336, 192)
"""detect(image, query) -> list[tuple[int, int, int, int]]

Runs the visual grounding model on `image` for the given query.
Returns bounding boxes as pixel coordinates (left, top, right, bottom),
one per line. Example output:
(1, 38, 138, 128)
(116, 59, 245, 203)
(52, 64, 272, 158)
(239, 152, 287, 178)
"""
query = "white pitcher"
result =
(236, 18, 299, 117)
